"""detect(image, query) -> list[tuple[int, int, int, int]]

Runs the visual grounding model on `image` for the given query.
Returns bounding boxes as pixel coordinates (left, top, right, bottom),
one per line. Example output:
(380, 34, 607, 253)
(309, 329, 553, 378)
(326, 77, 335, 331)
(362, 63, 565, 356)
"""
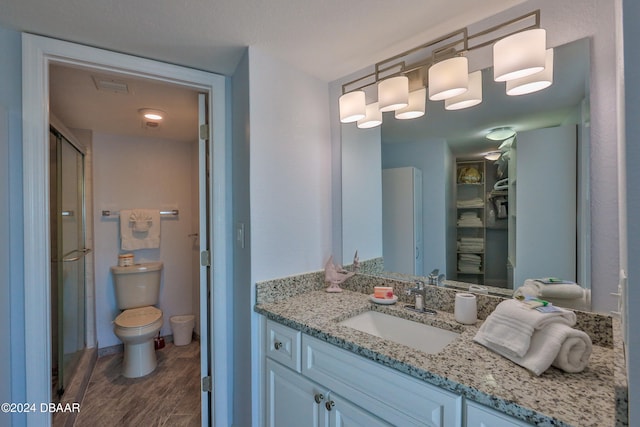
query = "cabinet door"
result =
(466, 401, 531, 427)
(266, 359, 325, 427)
(329, 393, 392, 427)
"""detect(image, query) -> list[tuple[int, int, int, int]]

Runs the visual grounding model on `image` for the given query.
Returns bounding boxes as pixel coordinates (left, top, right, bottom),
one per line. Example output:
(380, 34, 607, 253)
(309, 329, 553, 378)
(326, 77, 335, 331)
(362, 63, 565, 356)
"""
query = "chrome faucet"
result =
(406, 280, 436, 314)
(427, 269, 445, 287)
(407, 280, 427, 302)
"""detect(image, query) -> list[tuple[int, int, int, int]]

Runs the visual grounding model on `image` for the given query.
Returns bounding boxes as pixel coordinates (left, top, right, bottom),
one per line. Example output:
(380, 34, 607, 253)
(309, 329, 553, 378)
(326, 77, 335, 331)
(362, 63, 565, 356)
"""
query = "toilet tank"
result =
(111, 262, 163, 310)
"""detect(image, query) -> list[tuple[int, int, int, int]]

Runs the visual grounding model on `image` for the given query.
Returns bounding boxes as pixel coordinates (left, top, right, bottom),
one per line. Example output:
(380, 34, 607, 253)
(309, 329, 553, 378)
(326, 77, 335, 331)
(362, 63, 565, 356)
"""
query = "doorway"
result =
(22, 34, 230, 426)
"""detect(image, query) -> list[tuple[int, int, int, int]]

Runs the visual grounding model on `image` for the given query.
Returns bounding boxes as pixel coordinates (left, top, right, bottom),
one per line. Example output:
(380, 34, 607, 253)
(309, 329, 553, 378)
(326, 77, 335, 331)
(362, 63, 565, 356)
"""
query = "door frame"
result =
(22, 34, 230, 426)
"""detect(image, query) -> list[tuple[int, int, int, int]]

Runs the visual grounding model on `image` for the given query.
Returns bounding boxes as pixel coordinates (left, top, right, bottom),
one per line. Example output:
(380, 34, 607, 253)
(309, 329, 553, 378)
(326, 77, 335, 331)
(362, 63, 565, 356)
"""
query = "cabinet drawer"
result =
(302, 335, 462, 426)
(266, 320, 301, 372)
(465, 401, 531, 427)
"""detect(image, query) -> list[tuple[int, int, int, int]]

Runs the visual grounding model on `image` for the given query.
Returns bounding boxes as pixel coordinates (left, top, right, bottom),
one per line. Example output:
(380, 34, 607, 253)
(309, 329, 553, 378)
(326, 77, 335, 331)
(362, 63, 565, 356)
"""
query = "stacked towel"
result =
(514, 279, 590, 310)
(457, 211, 483, 227)
(474, 299, 592, 375)
(456, 197, 484, 208)
(458, 237, 484, 253)
(120, 209, 161, 250)
(458, 253, 482, 273)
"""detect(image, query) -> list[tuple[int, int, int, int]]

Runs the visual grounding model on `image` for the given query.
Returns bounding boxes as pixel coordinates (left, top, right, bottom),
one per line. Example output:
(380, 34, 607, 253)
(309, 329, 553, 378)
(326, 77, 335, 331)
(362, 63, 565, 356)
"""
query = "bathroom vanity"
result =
(255, 274, 627, 426)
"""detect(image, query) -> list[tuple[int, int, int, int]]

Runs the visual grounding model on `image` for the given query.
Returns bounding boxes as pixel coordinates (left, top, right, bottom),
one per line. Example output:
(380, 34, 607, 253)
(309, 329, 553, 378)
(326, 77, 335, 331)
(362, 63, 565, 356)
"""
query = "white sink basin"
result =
(338, 311, 460, 354)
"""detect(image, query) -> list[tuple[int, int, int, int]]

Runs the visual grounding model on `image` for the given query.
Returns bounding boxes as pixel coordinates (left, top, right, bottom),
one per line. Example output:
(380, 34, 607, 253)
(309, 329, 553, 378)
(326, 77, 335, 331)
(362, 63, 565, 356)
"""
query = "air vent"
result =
(92, 75, 129, 94)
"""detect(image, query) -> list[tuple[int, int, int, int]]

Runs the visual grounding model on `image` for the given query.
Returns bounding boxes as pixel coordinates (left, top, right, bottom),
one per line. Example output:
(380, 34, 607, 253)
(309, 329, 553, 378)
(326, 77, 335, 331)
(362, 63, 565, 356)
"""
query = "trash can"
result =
(170, 315, 195, 346)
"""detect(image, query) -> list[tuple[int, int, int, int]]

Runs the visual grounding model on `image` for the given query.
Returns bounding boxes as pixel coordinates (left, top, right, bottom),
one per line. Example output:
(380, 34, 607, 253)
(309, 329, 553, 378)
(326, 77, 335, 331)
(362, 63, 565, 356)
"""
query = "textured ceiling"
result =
(1, 0, 524, 81)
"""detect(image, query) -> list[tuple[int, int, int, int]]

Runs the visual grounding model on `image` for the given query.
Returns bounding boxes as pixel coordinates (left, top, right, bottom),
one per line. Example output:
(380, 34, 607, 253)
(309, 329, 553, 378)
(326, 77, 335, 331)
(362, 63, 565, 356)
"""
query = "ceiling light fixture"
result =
(486, 127, 516, 141)
(338, 10, 551, 130)
(484, 151, 502, 161)
(506, 48, 554, 96)
(139, 108, 165, 121)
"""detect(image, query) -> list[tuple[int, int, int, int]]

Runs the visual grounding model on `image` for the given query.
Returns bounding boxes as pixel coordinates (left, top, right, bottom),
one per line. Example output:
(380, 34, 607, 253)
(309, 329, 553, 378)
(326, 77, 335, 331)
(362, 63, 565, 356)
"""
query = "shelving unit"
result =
(455, 160, 486, 285)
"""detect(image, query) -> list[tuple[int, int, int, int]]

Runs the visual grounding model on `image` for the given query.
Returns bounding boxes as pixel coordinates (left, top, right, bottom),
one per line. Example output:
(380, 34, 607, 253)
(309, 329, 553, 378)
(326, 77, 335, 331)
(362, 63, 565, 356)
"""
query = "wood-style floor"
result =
(73, 341, 201, 426)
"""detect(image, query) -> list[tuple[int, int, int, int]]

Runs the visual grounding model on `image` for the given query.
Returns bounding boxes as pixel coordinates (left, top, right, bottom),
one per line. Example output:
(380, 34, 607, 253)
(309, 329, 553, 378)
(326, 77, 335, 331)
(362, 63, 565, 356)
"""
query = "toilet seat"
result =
(115, 306, 162, 328)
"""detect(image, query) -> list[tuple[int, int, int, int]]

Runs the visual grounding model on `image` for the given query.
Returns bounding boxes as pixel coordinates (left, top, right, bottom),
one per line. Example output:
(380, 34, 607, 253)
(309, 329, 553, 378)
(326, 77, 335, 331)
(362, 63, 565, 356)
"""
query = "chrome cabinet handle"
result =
(325, 400, 335, 411)
(273, 340, 283, 350)
(314, 393, 324, 403)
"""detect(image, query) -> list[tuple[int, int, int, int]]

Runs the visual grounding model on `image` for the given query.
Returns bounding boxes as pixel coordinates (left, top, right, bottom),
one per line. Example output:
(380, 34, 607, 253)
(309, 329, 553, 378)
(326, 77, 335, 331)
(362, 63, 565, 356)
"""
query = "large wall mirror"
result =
(341, 37, 591, 308)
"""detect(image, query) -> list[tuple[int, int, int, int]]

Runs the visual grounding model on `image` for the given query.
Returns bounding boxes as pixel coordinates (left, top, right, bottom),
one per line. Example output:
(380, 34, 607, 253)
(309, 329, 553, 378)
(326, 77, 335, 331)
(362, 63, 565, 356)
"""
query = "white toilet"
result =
(111, 261, 164, 378)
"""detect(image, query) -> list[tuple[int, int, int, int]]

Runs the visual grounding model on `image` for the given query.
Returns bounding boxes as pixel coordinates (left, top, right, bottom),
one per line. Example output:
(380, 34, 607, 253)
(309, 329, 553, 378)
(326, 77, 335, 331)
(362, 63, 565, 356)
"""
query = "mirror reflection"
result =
(341, 38, 591, 308)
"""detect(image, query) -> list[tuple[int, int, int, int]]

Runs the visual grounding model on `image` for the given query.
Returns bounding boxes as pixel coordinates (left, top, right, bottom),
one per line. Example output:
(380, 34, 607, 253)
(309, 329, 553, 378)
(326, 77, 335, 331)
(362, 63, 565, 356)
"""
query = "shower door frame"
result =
(50, 123, 89, 399)
(22, 34, 230, 426)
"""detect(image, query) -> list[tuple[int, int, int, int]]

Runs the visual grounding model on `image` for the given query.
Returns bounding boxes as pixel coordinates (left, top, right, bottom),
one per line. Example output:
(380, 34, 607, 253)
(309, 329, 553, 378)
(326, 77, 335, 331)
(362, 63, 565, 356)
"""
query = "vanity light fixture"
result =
(339, 91, 366, 123)
(494, 29, 547, 82)
(506, 48, 554, 96)
(486, 127, 516, 141)
(428, 56, 469, 101)
(395, 88, 427, 119)
(445, 70, 483, 110)
(338, 10, 553, 130)
(378, 76, 409, 112)
(357, 102, 383, 128)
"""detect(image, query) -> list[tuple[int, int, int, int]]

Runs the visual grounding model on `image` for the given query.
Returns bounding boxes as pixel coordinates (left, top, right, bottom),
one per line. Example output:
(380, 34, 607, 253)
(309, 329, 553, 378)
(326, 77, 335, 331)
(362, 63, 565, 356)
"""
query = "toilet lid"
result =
(115, 306, 162, 328)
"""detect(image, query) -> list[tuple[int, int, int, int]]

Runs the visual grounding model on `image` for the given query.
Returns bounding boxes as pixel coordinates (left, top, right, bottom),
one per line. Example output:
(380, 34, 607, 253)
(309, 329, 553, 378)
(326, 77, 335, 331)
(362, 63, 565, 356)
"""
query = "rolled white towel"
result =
(475, 322, 592, 376)
(521, 279, 586, 300)
(474, 299, 576, 358)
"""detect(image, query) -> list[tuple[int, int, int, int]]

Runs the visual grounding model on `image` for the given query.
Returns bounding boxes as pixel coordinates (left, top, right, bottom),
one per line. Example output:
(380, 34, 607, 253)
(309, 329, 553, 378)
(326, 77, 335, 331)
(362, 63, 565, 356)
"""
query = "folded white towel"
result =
(516, 279, 586, 300)
(474, 299, 576, 358)
(120, 209, 161, 250)
(474, 322, 592, 376)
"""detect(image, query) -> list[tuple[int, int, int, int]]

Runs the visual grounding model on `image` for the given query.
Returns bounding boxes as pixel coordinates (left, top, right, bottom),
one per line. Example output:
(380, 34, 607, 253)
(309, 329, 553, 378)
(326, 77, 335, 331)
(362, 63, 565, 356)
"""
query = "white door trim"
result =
(21, 33, 230, 426)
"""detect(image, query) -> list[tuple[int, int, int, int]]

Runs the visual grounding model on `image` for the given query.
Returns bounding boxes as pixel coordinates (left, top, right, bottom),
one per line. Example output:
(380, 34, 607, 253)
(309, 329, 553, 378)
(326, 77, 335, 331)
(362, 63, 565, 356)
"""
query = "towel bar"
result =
(102, 209, 179, 217)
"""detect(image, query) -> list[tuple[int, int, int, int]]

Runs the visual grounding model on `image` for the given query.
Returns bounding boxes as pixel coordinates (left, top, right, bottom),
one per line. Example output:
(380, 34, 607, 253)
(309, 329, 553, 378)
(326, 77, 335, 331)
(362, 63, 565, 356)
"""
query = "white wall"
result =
(248, 46, 333, 427)
(0, 25, 25, 427)
(92, 132, 197, 348)
(248, 47, 333, 282)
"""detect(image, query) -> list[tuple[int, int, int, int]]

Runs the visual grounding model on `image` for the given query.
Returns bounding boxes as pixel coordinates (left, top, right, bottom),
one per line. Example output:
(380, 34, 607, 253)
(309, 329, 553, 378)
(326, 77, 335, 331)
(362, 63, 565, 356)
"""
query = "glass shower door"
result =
(50, 127, 89, 398)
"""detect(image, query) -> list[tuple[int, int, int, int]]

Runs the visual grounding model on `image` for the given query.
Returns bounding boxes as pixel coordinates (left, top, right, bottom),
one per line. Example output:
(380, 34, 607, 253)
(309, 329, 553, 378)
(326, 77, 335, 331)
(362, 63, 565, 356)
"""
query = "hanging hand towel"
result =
(120, 209, 161, 250)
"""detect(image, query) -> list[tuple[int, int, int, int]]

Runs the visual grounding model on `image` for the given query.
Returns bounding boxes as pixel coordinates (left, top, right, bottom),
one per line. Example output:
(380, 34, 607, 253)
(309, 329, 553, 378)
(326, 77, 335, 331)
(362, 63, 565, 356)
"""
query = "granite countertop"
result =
(255, 289, 620, 427)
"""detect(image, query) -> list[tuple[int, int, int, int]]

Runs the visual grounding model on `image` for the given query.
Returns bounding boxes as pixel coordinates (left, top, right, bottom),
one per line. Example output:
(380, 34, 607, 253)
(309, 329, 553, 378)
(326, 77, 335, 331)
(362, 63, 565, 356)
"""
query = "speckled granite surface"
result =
(255, 273, 628, 426)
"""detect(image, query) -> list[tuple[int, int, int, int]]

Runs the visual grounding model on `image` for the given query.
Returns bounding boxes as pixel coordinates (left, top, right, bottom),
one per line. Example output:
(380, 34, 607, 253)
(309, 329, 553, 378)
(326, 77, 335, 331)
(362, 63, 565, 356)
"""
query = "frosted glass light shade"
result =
(445, 70, 482, 110)
(357, 102, 383, 129)
(486, 127, 516, 141)
(339, 91, 366, 123)
(494, 29, 546, 82)
(378, 76, 409, 112)
(395, 88, 427, 119)
(484, 151, 502, 161)
(429, 56, 469, 101)
(506, 48, 554, 96)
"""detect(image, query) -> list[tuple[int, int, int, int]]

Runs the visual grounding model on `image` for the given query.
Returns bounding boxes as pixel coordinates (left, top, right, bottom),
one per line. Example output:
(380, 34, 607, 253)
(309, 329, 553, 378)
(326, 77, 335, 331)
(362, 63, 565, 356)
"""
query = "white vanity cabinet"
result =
(264, 319, 463, 427)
